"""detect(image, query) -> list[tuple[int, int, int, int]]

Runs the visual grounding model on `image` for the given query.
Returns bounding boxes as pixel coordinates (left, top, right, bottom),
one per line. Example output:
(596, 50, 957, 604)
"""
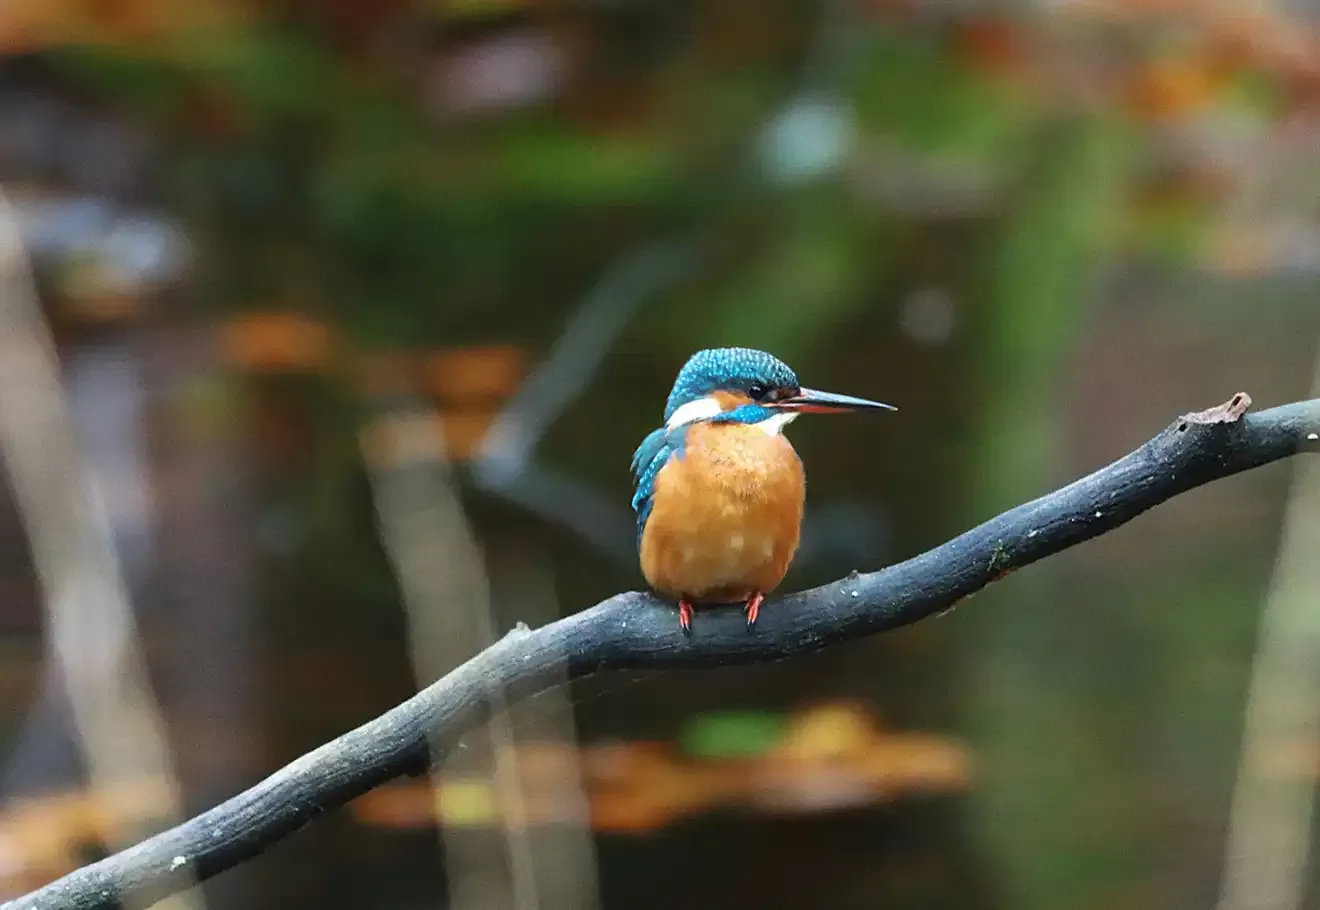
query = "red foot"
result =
(679, 598, 694, 635)
(744, 591, 764, 629)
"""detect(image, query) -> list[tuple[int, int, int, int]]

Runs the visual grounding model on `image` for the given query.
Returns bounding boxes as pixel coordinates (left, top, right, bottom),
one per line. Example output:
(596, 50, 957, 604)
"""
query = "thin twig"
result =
(8, 393, 1320, 910)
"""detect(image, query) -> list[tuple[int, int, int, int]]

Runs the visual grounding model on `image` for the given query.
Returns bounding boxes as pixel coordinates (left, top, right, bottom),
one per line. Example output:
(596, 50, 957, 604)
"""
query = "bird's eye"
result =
(748, 384, 768, 401)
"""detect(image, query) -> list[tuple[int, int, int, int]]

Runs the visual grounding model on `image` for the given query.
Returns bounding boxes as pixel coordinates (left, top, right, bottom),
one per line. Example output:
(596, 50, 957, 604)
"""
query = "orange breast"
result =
(639, 421, 805, 602)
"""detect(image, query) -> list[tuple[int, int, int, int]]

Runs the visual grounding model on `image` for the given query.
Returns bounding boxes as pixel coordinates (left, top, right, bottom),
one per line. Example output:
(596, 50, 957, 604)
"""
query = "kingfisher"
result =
(631, 347, 895, 634)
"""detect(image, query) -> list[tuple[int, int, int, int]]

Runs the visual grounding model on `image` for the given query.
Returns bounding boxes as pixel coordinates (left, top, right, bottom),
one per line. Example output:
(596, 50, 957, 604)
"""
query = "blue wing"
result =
(630, 425, 687, 542)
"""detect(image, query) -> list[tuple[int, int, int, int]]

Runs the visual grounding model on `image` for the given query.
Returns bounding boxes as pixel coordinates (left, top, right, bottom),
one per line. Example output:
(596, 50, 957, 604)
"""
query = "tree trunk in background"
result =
(959, 115, 1132, 910)
(0, 331, 153, 800)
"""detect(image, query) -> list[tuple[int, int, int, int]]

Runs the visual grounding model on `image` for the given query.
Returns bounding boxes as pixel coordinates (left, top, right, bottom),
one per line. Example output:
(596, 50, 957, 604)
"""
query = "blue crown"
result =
(662, 348, 799, 423)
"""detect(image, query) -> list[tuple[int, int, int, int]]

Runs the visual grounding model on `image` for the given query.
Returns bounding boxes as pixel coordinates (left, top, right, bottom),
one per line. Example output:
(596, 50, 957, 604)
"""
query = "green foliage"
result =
(680, 710, 787, 758)
(700, 192, 893, 356)
(854, 30, 1026, 160)
(47, 44, 184, 116)
(490, 123, 682, 202)
(174, 26, 340, 121)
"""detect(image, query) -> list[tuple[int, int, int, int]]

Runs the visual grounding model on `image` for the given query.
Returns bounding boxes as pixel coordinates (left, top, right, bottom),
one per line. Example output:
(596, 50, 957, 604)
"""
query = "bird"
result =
(630, 347, 895, 634)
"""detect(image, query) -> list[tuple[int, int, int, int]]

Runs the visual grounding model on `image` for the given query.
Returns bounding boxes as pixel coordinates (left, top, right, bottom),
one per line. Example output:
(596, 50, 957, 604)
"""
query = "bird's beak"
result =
(772, 387, 897, 414)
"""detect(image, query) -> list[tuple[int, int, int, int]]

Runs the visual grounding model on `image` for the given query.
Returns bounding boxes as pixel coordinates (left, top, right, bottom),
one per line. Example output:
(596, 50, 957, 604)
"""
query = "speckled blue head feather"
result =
(662, 347, 799, 423)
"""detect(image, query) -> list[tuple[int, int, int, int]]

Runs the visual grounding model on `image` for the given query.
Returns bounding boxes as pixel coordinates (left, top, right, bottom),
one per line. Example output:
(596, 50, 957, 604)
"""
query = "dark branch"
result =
(10, 394, 1320, 910)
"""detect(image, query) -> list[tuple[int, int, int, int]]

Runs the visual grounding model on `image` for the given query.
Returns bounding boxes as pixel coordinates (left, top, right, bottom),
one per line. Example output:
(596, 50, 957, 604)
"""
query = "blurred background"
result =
(0, 1, 1319, 908)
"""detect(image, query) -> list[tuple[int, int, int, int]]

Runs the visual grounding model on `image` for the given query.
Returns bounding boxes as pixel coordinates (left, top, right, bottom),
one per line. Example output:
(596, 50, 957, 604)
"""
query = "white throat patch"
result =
(754, 411, 798, 436)
(665, 395, 798, 436)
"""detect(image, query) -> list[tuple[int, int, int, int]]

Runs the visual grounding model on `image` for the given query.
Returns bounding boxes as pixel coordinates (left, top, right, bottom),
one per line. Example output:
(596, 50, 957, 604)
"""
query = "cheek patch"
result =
(667, 395, 723, 429)
(712, 389, 752, 411)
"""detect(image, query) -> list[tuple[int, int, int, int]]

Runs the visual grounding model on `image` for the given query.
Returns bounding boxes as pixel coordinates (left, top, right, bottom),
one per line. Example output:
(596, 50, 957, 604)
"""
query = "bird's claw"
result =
(679, 599, 693, 635)
(744, 592, 764, 630)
